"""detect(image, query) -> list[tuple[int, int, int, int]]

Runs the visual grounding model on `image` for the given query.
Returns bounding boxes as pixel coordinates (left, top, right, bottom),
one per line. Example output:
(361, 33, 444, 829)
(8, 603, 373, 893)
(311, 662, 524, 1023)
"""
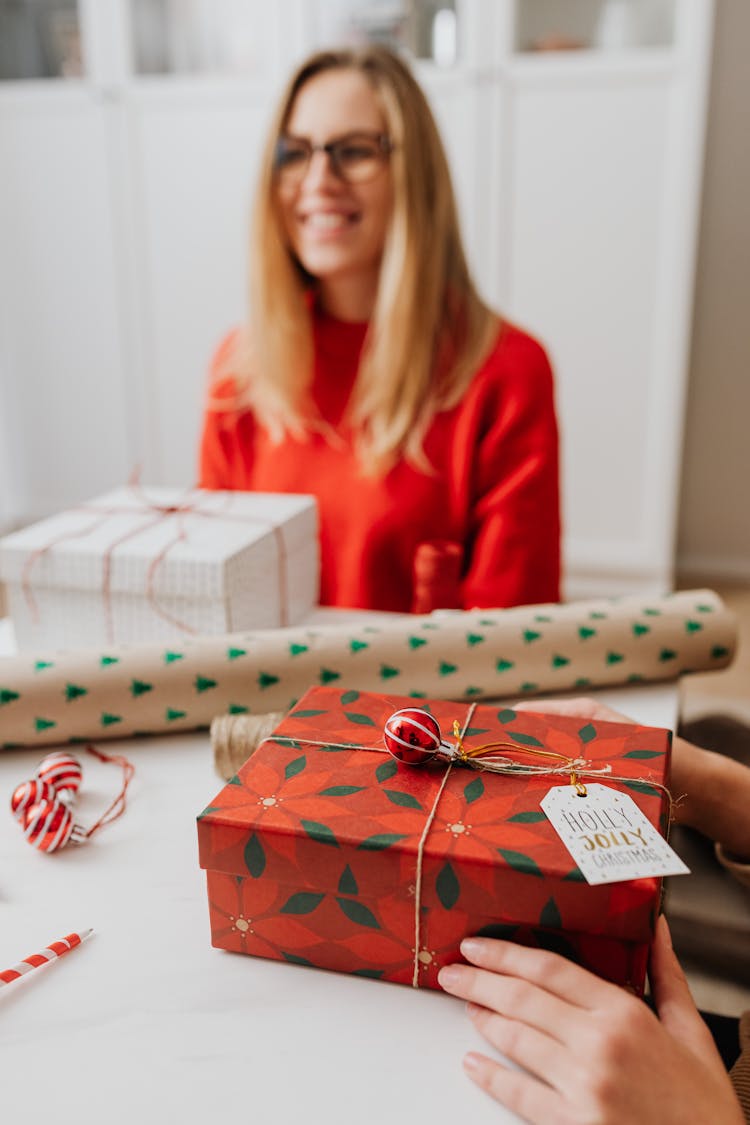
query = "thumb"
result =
(649, 916, 718, 1058)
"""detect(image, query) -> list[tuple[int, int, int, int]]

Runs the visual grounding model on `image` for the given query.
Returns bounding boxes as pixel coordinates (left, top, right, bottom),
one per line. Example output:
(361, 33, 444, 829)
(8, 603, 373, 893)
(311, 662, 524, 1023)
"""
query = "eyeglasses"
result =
(274, 131, 393, 188)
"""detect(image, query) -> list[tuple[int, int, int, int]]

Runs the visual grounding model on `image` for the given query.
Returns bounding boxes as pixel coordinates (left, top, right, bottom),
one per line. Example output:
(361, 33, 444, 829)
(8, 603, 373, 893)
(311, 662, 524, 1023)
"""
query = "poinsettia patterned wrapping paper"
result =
(197, 687, 673, 993)
(0, 588, 735, 750)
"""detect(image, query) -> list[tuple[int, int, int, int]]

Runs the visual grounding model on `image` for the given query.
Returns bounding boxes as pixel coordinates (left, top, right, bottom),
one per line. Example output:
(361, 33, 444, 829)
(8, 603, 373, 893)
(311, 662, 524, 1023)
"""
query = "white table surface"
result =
(0, 617, 678, 1125)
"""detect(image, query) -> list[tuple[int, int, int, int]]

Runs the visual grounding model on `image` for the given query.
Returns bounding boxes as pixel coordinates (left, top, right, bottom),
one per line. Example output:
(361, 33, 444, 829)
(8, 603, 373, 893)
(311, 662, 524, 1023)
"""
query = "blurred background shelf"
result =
(513, 0, 677, 55)
(0, 0, 83, 81)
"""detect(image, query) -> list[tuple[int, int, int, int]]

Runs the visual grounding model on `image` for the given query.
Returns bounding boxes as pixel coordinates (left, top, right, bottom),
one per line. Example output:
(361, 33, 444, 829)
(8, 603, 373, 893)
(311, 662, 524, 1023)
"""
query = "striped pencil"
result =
(0, 929, 93, 987)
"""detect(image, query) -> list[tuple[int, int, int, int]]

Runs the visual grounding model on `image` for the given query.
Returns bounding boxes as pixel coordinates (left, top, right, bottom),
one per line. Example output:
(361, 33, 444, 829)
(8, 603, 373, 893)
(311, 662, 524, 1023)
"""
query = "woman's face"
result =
(276, 68, 393, 317)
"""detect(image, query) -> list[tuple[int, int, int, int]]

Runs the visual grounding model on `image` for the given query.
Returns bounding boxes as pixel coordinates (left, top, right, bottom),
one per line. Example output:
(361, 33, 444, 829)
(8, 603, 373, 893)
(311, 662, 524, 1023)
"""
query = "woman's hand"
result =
(513, 695, 634, 726)
(513, 696, 750, 862)
(438, 918, 744, 1124)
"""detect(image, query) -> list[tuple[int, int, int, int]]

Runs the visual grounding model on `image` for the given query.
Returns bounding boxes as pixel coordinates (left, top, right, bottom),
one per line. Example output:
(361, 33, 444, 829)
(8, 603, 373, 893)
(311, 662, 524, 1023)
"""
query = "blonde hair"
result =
(212, 45, 498, 474)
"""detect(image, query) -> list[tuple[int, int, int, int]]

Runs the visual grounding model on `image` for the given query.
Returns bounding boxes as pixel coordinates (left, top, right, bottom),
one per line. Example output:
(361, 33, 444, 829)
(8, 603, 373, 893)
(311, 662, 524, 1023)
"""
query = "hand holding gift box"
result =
(438, 919, 746, 1124)
(437, 696, 750, 1122)
(198, 687, 683, 995)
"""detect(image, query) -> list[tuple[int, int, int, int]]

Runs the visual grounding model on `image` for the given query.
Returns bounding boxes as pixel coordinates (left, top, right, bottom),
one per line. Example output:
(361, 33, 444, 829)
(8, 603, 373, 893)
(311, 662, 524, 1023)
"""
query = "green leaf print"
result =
(301, 819, 339, 847)
(338, 865, 359, 895)
(507, 731, 544, 748)
(244, 834, 266, 878)
(344, 711, 376, 726)
(383, 790, 423, 811)
(358, 833, 407, 851)
(540, 898, 562, 929)
(336, 898, 379, 929)
(284, 755, 307, 779)
(280, 892, 325, 915)
(463, 776, 485, 804)
(375, 759, 398, 783)
(436, 862, 460, 910)
(498, 849, 544, 878)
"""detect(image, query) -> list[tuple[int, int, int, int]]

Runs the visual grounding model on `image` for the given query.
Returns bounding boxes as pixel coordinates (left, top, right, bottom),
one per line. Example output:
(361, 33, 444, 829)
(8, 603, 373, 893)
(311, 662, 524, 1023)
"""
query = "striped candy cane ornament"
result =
(10, 751, 84, 835)
(20, 795, 86, 853)
(10, 776, 57, 821)
(36, 751, 83, 803)
(8, 745, 134, 854)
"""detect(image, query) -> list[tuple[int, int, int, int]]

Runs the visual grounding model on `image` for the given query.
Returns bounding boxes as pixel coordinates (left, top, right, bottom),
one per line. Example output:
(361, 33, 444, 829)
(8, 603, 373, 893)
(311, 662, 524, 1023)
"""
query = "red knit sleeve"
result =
(460, 331, 561, 609)
(198, 330, 245, 490)
(199, 412, 234, 490)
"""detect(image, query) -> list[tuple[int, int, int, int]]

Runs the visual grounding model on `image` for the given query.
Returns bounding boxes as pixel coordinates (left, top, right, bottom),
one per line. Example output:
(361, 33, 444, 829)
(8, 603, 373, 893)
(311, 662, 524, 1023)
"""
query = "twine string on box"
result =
(20, 481, 290, 640)
(408, 703, 475, 986)
(248, 709, 675, 988)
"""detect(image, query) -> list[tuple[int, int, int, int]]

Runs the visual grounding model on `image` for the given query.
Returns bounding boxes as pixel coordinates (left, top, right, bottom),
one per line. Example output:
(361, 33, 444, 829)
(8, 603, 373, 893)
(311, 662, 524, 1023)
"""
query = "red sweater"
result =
(199, 310, 560, 612)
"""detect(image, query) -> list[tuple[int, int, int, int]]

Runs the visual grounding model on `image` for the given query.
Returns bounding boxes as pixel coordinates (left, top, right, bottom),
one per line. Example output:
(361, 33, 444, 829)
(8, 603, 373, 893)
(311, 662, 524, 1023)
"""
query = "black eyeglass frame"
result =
(273, 131, 394, 186)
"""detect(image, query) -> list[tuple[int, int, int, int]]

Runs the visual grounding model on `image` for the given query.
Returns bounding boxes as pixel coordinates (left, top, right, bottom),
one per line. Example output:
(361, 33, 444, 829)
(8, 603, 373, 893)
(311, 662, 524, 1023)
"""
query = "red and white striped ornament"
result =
(20, 795, 86, 853)
(383, 708, 445, 765)
(8, 745, 134, 855)
(36, 751, 83, 802)
(10, 777, 57, 822)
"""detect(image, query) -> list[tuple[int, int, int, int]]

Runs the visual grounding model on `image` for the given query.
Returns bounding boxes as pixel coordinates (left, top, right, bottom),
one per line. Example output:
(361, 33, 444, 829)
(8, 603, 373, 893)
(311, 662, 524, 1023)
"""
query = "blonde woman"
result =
(199, 46, 560, 613)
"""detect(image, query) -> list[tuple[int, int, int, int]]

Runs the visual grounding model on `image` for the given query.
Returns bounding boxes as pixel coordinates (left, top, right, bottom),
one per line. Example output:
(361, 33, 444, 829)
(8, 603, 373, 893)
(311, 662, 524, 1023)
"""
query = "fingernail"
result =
(466, 1001, 482, 1018)
(438, 966, 461, 988)
(463, 1052, 481, 1073)
(460, 937, 484, 960)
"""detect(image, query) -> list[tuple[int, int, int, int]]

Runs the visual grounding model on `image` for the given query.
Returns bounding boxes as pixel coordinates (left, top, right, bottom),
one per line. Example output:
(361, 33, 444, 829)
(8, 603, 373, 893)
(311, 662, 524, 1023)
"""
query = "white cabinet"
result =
(0, 0, 715, 599)
(124, 83, 278, 481)
(0, 84, 132, 519)
(500, 60, 712, 594)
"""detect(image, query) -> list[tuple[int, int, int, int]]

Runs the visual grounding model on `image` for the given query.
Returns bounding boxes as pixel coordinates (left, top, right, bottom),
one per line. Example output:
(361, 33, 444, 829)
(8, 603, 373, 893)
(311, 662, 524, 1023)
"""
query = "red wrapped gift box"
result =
(197, 687, 672, 993)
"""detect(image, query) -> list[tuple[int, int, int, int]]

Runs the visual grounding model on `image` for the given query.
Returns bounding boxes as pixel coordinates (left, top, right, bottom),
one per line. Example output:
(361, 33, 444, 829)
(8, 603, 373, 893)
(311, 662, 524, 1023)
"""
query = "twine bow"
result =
(445, 719, 606, 796)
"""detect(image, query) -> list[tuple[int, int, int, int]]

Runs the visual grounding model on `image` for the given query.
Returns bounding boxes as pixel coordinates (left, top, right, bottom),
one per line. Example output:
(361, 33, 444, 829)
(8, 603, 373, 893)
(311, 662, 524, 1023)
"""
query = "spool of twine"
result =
(211, 711, 285, 779)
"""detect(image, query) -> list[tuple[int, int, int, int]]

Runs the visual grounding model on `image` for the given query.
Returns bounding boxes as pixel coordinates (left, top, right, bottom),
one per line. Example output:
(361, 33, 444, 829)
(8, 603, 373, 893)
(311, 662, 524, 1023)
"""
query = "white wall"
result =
(676, 0, 750, 582)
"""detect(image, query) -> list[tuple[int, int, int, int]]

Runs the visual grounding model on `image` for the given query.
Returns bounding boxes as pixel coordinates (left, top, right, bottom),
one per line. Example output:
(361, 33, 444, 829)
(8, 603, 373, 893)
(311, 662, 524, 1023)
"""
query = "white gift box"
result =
(0, 487, 319, 650)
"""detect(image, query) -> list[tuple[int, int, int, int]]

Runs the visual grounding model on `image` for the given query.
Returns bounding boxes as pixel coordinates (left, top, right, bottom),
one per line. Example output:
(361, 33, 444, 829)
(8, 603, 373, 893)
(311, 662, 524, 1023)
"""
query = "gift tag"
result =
(540, 783, 690, 885)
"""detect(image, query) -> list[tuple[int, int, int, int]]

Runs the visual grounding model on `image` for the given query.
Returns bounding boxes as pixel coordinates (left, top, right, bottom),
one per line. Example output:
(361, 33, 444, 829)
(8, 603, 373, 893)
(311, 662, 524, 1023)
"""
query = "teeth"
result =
(306, 213, 350, 229)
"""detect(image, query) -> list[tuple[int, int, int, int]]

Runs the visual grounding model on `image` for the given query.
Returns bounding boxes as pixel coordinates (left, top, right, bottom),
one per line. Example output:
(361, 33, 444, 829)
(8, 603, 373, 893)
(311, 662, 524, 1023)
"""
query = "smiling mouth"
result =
(301, 212, 360, 231)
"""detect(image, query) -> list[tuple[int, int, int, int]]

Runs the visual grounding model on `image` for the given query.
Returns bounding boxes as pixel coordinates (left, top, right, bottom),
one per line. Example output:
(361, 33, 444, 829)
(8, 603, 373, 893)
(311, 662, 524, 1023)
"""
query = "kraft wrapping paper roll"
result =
(0, 589, 736, 751)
